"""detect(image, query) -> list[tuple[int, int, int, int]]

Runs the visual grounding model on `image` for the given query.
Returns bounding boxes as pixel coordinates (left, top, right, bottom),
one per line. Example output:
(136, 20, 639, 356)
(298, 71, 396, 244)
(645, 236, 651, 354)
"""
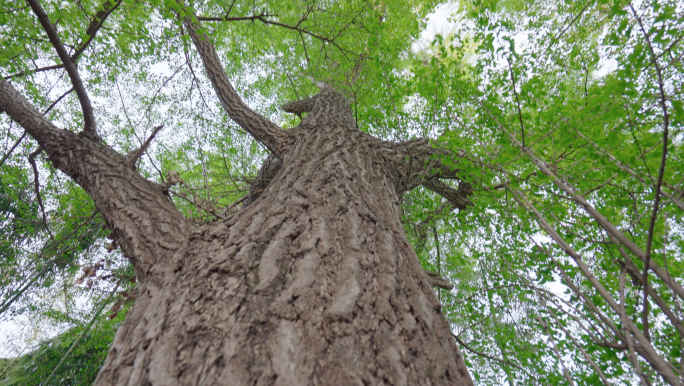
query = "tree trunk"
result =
(94, 122, 473, 385)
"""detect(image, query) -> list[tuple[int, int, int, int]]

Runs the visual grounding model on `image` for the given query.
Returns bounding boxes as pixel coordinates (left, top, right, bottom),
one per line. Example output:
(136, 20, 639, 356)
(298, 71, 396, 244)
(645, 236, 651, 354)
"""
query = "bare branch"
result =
(280, 97, 317, 116)
(26, 0, 98, 139)
(423, 270, 453, 290)
(630, 3, 671, 343)
(183, 16, 291, 158)
(126, 125, 164, 165)
(422, 179, 473, 210)
(28, 146, 55, 243)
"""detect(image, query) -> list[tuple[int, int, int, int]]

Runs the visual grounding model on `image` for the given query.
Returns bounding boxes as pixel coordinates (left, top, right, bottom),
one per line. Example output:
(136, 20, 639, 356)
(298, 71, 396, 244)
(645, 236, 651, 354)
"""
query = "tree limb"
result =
(422, 179, 473, 210)
(26, 0, 98, 139)
(126, 125, 164, 165)
(0, 79, 193, 276)
(183, 16, 291, 159)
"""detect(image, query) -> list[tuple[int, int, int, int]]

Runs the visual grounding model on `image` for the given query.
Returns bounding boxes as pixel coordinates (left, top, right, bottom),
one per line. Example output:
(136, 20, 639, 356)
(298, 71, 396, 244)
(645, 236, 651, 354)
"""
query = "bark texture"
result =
(93, 87, 473, 385)
(0, 14, 474, 385)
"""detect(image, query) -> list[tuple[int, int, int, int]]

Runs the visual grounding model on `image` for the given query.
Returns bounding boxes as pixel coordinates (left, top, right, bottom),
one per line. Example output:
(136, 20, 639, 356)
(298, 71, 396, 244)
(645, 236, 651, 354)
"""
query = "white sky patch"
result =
(413, 2, 461, 53)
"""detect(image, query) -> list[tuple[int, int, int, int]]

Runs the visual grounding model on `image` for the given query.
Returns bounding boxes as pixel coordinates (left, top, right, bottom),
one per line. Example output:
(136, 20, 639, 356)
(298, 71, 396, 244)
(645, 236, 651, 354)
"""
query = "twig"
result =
(70, 0, 123, 62)
(505, 54, 526, 147)
(0, 131, 27, 168)
(452, 333, 545, 385)
(630, 3, 670, 344)
(126, 125, 164, 164)
(197, 14, 357, 56)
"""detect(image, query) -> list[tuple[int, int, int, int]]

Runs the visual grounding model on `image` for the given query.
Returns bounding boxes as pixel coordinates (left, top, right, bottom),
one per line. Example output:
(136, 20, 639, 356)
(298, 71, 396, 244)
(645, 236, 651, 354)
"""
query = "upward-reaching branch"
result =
(0, 79, 192, 276)
(183, 16, 291, 159)
(26, 0, 98, 140)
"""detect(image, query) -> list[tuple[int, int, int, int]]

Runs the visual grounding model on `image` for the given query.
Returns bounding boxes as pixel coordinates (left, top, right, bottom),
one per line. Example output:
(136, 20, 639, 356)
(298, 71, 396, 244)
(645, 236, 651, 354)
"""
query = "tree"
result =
(3, 0, 684, 384)
(0, 0, 475, 384)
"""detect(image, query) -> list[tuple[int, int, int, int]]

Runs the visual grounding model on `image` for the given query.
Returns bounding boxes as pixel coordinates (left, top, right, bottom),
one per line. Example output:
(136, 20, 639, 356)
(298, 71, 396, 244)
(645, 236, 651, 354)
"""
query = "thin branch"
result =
(0, 212, 99, 316)
(630, 3, 671, 344)
(42, 283, 119, 386)
(5, 0, 119, 80)
(43, 87, 74, 115)
(197, 13, 356, 56)
(539, 291, 613, 386)
(581, 173, 618, 197)
(538, 316, 575, 386)
(505, 183, 681, 384)
(0, 131, 27, 168)
(505, 54, 526, 147)
(553, 2, 592, 42)
(126, 125, 164, 165)
(483, 103, 684, 302)
(4, 63, 64, 79)
(169, 190, 225, 220)
(71, 0, 123, 62)
(620, 267, 652, 386)
(452, 333, 545, 385)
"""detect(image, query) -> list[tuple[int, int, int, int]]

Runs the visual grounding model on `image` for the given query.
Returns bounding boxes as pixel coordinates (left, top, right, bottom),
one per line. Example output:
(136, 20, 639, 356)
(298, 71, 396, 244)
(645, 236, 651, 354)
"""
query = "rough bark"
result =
(94, 111, 473, 385)
(0, 14, 474, 385)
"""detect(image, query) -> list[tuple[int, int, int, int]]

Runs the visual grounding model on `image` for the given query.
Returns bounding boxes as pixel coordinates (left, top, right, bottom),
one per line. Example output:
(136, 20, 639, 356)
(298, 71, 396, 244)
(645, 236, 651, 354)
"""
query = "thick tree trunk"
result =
(94, 123, 473, 385)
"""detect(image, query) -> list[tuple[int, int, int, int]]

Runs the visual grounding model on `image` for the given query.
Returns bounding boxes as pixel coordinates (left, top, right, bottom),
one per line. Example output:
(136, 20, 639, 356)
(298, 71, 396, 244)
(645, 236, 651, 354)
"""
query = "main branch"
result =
(0, 79, 192, 277)
(183, 16, 291, 159)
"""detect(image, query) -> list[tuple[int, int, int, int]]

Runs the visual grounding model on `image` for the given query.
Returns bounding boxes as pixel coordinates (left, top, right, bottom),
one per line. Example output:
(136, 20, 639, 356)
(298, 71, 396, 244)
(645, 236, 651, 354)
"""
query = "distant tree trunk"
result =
(0, 10, 474, 385)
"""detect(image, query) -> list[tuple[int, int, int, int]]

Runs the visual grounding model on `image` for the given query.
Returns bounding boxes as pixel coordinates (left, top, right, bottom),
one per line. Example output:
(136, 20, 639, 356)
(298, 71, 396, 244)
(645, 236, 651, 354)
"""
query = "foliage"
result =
(0, 303, 129, 386)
